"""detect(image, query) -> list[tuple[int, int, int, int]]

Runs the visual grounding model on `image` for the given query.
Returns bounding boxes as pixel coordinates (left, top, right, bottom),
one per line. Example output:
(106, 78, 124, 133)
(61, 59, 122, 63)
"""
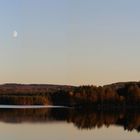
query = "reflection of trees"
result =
(0, 108, 140, 132)
(69, 109, 140, 132)
(68, 109, 122, 129)
(118, 111, 140, 132)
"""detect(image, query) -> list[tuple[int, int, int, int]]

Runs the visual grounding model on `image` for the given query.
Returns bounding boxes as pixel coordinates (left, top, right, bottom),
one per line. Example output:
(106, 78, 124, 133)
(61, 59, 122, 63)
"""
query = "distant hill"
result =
(0, 83, 74, 95)
(104, 81, 140, 90)
(0, 81, 140, 94)
(0, 82, 140, 106)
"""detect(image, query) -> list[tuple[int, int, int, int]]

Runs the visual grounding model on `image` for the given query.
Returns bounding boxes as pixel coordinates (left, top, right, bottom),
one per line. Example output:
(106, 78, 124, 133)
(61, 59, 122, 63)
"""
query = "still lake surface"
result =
(0, 105, 139, 140)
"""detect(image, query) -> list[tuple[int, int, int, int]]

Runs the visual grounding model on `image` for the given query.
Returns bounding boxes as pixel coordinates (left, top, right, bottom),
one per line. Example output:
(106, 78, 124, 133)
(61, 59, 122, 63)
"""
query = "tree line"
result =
(0, 82, 140, 106)
(70, 82, 140, 106)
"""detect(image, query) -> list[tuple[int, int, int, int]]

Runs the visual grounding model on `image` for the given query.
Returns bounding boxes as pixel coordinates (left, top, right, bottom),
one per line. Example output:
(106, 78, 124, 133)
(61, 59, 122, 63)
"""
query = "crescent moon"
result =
(13, 31, 18, 38)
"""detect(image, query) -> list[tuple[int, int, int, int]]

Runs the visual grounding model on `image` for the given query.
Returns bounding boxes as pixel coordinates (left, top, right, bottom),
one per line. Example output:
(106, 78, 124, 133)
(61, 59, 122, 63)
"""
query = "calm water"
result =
(0, 106, 139, 140)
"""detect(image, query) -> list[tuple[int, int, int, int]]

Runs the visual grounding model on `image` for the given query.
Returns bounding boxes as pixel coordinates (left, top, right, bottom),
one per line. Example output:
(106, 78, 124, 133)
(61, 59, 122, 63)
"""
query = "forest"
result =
(0, 82, 140, 107)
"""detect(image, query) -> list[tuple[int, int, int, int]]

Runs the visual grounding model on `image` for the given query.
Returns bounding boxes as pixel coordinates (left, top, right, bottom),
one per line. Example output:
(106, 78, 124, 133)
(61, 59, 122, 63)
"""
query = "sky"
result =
(0, 0, 140, 86)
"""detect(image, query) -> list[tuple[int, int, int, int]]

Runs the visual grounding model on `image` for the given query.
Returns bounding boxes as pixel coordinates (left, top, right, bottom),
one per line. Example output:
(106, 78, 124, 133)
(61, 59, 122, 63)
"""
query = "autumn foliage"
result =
(0, 82, 140, 106)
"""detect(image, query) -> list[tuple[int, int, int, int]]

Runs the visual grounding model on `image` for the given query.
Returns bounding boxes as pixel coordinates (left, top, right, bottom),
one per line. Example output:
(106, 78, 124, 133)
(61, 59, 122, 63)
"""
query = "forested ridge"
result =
(0, 82, 140, 106)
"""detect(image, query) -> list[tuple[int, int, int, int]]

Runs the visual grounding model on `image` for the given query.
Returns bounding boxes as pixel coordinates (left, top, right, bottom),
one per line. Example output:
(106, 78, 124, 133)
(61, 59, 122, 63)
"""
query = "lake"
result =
(0, 106, 139, 140)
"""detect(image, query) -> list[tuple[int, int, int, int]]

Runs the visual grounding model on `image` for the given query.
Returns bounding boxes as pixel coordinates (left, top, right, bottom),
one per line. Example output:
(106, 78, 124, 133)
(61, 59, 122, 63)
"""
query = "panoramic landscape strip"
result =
(0, 82, 140, 107)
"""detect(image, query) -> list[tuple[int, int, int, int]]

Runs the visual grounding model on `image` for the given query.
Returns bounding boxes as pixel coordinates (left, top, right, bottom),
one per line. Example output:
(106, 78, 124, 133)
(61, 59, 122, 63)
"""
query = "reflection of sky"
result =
(0, 123, 139, 140)
(0, 0, 140, 85)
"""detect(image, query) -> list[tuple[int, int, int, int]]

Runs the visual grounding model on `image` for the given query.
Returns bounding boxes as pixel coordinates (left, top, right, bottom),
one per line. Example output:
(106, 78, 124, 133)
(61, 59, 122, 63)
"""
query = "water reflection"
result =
(0, 107, 140, 132)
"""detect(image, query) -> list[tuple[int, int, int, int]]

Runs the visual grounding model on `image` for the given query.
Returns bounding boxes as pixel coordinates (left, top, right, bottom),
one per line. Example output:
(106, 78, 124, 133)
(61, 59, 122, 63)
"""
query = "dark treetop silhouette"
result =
(0, 82, 140, 107)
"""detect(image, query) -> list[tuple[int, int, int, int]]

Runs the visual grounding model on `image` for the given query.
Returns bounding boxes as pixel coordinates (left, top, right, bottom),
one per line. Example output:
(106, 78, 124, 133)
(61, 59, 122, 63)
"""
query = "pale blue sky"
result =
(0, 0, 140, 85)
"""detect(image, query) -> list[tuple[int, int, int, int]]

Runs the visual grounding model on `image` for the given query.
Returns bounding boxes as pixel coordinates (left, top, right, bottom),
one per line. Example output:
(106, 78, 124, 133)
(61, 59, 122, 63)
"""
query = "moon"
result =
(12, 30, 18, 38)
